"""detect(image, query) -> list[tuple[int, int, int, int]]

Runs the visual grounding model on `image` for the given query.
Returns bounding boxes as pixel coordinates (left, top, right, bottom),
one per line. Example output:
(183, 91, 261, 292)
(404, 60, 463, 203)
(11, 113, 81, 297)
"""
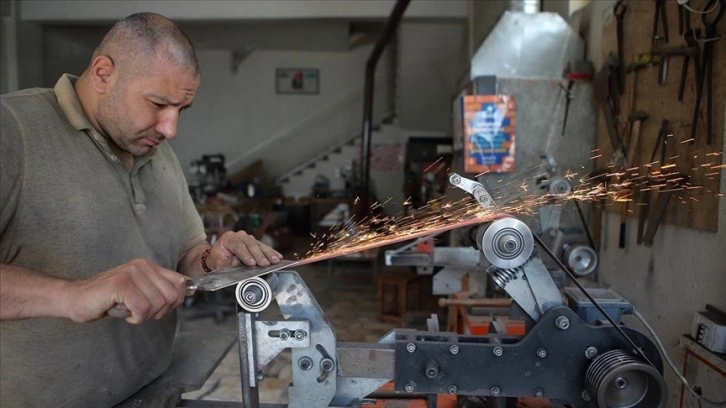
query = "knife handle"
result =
(107, 303, 131, 318)
(106, 282, 198, 319)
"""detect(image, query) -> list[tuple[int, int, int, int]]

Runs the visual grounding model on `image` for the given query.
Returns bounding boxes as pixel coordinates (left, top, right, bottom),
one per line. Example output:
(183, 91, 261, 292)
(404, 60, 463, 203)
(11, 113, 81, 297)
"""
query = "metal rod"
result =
(438, 298, 513, 308)
(359, 0, 411, 218)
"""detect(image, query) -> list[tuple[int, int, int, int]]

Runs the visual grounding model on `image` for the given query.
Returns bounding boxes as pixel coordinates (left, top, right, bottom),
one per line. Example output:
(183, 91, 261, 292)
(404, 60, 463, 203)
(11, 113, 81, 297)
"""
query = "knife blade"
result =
(107, 259, 300, 318)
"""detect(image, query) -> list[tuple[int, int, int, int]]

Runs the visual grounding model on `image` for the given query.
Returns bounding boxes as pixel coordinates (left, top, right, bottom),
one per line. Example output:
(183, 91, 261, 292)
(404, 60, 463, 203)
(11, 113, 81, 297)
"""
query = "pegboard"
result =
(596, 0, 725, 233)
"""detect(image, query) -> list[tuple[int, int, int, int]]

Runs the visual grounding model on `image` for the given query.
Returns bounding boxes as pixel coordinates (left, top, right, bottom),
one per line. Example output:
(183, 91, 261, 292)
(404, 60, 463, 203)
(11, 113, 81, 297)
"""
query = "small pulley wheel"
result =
(563, 244, 599, 277)
(235, 277, 272, 313)
(585, 349, 667, 408)
(478, 217, 534, 269)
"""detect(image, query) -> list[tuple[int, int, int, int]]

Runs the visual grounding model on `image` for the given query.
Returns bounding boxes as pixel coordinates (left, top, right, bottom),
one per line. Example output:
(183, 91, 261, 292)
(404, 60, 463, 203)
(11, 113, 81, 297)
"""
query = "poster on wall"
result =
(462, 95, 516, 174)
(276, 68, 319, 94)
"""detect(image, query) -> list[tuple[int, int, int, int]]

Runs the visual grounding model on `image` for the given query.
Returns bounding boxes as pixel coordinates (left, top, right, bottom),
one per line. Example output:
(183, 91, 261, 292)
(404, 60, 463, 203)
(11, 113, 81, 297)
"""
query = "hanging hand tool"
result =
(595, 54, 626, 168)
(626, 61, 649, 113)
(678, 28, 702, 102)
(652, 45, 699, 86)
(643, 173, 689, 247)
(637, 120, 673, 244)
(652, 0, 670, 46)
(649, 119, 672, 166)
(699, 0, 724, 145)
(678, 0, 691, 35)
(626, 111, 649, 168)
(618, 111, 649, 248)
(615, 0, 627, 95)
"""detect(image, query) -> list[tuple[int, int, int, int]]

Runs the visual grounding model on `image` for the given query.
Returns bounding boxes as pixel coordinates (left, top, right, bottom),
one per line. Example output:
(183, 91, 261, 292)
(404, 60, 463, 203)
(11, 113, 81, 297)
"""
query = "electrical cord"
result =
(678, 0, 721, 14)
(632, 309, 726, 406)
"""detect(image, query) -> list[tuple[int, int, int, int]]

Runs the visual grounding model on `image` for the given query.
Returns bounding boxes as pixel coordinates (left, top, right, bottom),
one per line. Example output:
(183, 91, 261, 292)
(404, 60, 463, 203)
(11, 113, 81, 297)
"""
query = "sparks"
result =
(294, 151, 722, 264)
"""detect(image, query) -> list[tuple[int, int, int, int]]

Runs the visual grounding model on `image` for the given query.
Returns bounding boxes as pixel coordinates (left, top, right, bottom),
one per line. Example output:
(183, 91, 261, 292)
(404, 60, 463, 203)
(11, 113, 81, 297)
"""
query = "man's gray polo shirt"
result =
(0, 74, 207, 407)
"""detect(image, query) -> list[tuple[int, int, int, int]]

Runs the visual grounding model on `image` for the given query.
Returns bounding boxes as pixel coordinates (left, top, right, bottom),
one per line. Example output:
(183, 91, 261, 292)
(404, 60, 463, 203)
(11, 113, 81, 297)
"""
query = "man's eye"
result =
(151, 101, 165, 108)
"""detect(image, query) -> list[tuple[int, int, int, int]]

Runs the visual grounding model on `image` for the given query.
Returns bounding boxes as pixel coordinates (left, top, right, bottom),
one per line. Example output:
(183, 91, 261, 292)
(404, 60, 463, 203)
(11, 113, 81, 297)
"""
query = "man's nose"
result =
(156, 109, 179, 140)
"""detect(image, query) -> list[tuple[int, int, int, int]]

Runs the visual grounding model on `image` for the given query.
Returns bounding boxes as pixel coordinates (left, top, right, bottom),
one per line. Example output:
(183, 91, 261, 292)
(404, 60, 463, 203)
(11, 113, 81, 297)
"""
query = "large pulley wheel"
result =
(235, 276, 273, 313)
(586, 350, 667, 408)
(478, 217, 534, 269)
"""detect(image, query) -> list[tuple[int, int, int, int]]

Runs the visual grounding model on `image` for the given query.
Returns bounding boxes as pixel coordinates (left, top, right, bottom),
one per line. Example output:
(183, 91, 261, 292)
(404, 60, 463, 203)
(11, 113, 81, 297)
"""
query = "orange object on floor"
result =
(363, 382, 458, 408)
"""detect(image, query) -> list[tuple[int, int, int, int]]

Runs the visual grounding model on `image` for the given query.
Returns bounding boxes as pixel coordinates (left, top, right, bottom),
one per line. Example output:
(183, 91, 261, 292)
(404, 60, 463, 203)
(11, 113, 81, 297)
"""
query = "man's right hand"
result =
(66, 259, 190, 324)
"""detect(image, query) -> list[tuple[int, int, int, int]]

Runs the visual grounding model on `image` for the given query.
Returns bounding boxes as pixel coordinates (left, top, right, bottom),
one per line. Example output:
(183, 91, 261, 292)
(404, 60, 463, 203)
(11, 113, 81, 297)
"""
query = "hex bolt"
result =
(533, 388, 544, 398)
(279, 328, 291, 341)
(425, 360, 439, 379)
(536, 348, 547, 358)
(490, 386, 501, 397)
(406, 343, 416, 353)
(405, 381, 416, 393)
(448, 385, 458, 394)
(298, 356, 313, 371)
(293, 330, 307, 341)
(320, 357, 335, 372)
(555, 315, 570, 330)
(584, 346, 598, 359)
(449, 344, 459, 355)
(492, 346, 503, 357)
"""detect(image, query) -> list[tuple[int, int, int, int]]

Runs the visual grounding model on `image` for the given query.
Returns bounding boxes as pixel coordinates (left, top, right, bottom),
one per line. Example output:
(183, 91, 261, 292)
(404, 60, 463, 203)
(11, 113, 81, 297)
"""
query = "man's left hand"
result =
(206, 230, 283, 270)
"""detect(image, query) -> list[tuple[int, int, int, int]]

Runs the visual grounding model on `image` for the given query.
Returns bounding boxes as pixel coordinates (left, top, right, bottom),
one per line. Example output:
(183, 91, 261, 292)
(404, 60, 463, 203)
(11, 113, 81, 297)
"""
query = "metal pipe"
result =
(507, 0, 540, 13)
(359, 0, 411, 218)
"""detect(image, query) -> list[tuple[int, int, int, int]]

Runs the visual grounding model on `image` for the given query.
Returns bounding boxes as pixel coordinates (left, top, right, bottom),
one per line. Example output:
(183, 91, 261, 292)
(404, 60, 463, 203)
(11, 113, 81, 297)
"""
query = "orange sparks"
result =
(297, 158, 721, 264)
(423, 157, 444, 173)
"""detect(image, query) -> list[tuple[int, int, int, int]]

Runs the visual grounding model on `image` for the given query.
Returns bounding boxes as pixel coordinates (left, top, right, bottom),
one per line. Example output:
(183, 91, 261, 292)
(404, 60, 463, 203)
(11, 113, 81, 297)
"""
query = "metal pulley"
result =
(477, 217, 534, 269)
(585, 349, 667, 408)
(235, 276, 273, 313)
(562, 243, 599, 277)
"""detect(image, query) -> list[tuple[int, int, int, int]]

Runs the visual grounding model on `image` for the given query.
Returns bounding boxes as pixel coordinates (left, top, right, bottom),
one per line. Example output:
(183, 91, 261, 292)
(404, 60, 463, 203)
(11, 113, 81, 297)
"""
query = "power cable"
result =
(632, 309, 726, 407)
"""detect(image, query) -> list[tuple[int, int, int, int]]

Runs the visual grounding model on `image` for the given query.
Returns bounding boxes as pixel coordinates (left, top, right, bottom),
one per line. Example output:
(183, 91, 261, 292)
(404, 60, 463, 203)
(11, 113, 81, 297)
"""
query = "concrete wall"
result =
(1, 0, 43, 93)
(580, 1, 726, 405)
(397, 21, 468, 135)
(171, 44, 392, 178)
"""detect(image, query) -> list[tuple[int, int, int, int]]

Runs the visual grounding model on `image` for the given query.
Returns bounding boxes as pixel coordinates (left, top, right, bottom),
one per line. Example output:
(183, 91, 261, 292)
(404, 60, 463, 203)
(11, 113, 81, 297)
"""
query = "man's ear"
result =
(89, 55, 116, 94)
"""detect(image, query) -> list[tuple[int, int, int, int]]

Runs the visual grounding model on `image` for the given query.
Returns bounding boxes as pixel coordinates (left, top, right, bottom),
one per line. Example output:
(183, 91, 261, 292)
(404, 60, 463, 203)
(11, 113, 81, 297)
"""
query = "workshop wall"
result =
(582, 1, 726, 405)
(397, 21, 468, 134)
(173, 44, 392, 178)
(0, 1, 43, 93)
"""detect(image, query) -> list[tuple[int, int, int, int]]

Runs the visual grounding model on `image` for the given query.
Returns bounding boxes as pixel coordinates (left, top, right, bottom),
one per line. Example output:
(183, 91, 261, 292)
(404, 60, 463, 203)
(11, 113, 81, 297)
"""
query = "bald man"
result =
(0, 13, 281, 406)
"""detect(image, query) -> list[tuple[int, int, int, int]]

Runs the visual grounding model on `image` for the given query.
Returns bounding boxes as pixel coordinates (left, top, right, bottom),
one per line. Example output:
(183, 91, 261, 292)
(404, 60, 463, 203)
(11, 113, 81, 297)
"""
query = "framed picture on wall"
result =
(276, 68, 319, 94)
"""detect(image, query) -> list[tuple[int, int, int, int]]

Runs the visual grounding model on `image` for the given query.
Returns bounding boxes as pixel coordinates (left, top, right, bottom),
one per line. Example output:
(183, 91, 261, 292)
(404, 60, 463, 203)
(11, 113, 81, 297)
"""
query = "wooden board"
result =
(596, 0, 724, 232)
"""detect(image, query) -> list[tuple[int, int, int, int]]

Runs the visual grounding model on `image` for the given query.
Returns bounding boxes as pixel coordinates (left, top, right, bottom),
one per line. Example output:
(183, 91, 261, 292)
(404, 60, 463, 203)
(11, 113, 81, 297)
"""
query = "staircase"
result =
(276, 120, 398, 198)
(224, 76, 393, 197)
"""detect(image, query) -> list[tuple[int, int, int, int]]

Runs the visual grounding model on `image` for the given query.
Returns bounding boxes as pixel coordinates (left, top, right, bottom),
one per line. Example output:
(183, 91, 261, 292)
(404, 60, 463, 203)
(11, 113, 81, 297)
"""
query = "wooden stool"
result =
(377, 269, 421, 324)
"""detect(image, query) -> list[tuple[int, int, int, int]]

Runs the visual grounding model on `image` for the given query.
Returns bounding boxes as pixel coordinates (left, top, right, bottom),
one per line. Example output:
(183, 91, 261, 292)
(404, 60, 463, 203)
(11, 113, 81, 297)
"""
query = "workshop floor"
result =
(180, 256, 398, 405)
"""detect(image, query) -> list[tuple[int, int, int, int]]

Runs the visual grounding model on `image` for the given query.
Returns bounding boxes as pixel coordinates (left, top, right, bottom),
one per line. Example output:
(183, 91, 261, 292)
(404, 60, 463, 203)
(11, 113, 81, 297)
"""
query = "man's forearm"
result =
(177, 242, 210, 277)
(0, 264, 73, 320)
